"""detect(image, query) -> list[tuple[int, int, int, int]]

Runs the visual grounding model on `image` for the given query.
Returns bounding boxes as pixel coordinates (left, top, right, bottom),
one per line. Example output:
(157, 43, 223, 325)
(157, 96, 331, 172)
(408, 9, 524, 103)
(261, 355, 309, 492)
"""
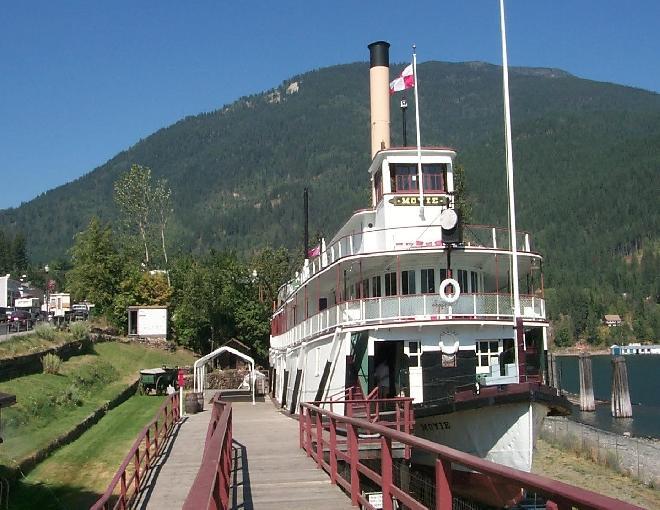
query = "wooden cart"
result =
(138, 367, 178, 395)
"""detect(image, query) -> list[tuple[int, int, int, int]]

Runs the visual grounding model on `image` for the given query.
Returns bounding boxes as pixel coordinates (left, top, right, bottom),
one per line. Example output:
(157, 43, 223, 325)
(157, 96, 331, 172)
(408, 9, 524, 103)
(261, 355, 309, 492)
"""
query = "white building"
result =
(0, 275, 22, 308)
(127, 306, 168, 338)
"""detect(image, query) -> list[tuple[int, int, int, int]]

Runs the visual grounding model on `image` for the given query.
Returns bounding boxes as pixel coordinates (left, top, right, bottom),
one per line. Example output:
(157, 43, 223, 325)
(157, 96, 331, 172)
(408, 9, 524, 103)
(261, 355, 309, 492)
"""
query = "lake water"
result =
(557, 355, 660, 439)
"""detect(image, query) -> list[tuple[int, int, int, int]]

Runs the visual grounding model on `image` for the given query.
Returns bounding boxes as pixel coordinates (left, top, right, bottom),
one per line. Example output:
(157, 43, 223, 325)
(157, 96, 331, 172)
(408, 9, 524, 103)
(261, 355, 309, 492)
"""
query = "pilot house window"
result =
(390, 163, 447, 193)
(374, 170, 383, 203)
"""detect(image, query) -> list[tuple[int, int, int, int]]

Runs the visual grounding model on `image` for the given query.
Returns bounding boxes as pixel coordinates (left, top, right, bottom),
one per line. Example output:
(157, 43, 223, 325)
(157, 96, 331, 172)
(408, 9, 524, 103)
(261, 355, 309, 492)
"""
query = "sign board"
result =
(136, 308, 168, 337)
(364, 492, 383, 510)
(389, 195, 448, 206)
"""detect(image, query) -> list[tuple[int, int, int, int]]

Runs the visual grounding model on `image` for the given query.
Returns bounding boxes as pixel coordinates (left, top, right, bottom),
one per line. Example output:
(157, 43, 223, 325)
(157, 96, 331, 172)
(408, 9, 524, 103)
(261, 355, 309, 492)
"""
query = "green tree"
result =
(114, 164, 153, 266)
(66, 217, 123, 314)
(11, 233, 28, 272)
(152, 178, 173, 283)
(552, 316, 574, 348)
(453, 163, 473, 224)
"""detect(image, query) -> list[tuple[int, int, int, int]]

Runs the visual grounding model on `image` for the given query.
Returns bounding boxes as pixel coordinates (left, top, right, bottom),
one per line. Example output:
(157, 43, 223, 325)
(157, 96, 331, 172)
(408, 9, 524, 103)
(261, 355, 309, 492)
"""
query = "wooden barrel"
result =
(196, 392, 205, 412)
(185, 392, 199, 414)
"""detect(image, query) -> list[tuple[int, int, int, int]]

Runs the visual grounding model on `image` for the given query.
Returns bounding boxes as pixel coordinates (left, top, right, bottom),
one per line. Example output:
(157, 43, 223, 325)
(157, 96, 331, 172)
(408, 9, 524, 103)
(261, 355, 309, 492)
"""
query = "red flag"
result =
(307, 245, 320, 258)
(389, 64, 414, 94)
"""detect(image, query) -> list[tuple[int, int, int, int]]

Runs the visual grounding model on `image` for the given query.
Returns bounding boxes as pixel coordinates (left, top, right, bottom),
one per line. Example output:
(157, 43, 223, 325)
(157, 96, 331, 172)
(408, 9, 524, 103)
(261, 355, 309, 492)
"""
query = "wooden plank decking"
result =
(229, 400, 353, 509)
(138, 396, 351, 509)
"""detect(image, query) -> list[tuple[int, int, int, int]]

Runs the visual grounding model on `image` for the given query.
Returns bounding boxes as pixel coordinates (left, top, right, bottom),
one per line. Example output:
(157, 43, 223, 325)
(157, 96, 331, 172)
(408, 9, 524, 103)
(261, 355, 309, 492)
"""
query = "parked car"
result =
(9, 309, 32, 330)
(71, 304, 89, 321)
(0, 307, 12, 324)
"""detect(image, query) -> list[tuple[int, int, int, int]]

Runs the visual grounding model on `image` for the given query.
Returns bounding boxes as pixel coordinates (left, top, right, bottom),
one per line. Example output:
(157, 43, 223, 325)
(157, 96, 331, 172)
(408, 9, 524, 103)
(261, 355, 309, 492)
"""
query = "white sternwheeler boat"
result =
(269, 40, 569, 490)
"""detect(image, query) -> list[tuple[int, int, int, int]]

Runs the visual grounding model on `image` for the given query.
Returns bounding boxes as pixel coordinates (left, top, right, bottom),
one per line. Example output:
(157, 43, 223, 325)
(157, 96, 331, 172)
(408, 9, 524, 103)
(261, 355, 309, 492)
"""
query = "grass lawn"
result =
(0, 329, 74, 359)
(8, 395, 168, 510)
(0, 341, 195, 465)
(533, 439, 660, 509)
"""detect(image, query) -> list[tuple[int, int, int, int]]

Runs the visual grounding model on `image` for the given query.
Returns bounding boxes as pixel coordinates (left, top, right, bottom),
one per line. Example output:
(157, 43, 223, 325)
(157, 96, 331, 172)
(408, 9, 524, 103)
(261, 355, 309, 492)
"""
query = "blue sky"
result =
(1, 0, 659, 209)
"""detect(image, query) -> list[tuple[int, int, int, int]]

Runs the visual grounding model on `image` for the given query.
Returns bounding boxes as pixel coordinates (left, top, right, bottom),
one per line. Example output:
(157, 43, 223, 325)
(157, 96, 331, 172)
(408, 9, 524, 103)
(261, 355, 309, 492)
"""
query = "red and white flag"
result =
(389, 64, 414, 94)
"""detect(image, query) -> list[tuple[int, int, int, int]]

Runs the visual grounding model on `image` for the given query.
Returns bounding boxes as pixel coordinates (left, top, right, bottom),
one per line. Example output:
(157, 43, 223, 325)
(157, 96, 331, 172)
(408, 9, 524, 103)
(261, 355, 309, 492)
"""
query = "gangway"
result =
(95, 391, 644, 510)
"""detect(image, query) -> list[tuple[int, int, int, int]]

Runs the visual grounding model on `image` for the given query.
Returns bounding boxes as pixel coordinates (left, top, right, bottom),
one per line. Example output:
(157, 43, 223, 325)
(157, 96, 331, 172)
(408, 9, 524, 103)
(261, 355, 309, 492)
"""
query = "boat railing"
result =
(272, 292, 544, 350)
(299, 401, 642, 510)
(299, 224, 533, 286)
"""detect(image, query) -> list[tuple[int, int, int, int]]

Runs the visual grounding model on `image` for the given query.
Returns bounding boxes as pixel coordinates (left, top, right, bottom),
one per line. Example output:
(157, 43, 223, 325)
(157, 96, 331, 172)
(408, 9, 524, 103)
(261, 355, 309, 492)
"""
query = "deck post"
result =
(435, 457, 452, 510)
(611, 356, 632, 418)
(381, 436, 393, 510)
(329, 418, 338, 484)
(299, 405, 304, 450)
(578, 353, 595, 411)
(306, 409, 313, 457)
(348, 422, 360, 505)
(316, 411, 323, 467)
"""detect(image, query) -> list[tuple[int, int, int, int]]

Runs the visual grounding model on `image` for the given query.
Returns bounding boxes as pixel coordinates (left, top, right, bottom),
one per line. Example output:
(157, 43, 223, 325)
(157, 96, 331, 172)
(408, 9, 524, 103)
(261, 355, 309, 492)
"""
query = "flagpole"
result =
(412, 45, 425, 219)
(499, 0, 521, 376)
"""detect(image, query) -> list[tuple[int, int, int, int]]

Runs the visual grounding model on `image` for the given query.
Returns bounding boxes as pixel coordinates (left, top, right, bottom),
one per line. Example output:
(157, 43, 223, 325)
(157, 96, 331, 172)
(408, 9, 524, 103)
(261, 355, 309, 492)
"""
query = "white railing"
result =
(285, 224, 536, 300)
(271, 293, 545, 350)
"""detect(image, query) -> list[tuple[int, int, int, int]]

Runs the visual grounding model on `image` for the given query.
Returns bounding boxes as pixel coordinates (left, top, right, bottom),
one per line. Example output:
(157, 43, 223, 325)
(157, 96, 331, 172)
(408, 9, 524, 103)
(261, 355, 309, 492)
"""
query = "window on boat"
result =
(390, 163, 447, 193)
(361, 279, 370, 298)
(318, 297, 328, 311)
(408, 341, 421, 367)
(421, 268, 435, 293)
(372, 276, 382, 297)
(457, 269, 469, 293)
(470, 271, 479, 293)
(385, 272, 397, 296)
(476, 340, 500, 368)
(439, 268, 448, 281)
(374, 169, 383, 203)
(401, 270, 416, 295)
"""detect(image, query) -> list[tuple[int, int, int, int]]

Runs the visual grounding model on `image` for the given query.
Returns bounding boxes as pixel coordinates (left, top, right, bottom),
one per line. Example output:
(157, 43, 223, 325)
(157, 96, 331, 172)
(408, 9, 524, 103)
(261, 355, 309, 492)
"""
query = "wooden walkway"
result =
(229, 400, 352, 509)
(138, 396, 351, 509)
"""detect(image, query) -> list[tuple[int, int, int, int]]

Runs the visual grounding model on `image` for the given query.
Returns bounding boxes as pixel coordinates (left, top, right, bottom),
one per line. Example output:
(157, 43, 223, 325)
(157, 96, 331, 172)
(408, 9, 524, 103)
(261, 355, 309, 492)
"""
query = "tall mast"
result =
(499, 1, 522, 354)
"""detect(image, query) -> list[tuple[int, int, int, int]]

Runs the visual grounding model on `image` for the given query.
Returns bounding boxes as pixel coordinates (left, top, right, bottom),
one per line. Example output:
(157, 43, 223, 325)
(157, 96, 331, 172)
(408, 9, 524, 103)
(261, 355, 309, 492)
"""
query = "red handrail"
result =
(299, 402, 642, 510)
(91, 392, 181, 510)
(183, 393, 233, 510)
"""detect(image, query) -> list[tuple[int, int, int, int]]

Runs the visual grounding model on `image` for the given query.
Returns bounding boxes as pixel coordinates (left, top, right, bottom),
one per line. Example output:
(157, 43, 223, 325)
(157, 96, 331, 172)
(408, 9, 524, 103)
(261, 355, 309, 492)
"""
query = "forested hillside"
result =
(1, 60, 658, 343)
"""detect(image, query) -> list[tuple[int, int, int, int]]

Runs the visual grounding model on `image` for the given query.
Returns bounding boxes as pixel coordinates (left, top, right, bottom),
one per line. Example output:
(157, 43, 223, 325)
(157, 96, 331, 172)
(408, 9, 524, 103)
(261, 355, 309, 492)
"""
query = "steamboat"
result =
(269, 41, 569, 478)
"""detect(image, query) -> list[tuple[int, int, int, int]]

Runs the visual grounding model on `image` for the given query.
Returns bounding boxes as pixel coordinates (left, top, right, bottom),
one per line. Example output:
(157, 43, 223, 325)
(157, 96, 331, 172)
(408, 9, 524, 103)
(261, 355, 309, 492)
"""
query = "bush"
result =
(42, 353, 62, 374)
(69, 321, 91, 341)
(72, 360, 117, 388)
(34, 323, 57, 340)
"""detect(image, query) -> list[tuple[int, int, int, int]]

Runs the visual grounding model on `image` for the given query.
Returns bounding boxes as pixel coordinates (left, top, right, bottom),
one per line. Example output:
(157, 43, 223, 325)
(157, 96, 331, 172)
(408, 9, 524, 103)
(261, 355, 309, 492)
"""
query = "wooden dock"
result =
(138, 396, 351, 509)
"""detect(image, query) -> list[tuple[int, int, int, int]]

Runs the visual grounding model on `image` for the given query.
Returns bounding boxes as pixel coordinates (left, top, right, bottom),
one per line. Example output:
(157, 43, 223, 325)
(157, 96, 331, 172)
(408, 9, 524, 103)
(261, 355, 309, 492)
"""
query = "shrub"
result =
(34, 323, 57, 340)
(56, 384, 84, 407)
(73, 360, 117, 388)
(42, 353, 62, 374)
(69, 321, 91, 341)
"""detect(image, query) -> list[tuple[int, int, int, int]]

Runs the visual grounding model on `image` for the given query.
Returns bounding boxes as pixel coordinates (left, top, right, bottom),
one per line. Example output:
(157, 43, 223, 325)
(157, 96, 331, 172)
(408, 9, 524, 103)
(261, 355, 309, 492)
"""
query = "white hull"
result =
(414, 401, 548, 472)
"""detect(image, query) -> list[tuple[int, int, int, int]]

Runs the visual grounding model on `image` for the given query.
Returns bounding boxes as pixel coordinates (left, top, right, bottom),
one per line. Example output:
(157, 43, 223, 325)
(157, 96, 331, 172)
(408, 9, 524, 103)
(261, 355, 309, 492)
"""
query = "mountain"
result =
(1, 61, 659, 306)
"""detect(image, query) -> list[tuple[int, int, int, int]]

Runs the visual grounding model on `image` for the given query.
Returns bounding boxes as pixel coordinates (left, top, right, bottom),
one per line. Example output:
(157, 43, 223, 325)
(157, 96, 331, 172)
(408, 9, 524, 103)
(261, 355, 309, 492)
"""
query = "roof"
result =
(604, 314, 622, 321)
(220, 338, 251, 351)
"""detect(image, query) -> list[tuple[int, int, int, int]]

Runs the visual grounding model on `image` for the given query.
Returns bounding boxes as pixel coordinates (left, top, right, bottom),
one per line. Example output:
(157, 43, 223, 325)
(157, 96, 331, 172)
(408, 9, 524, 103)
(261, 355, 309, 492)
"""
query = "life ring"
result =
(439, 278, 461, 304)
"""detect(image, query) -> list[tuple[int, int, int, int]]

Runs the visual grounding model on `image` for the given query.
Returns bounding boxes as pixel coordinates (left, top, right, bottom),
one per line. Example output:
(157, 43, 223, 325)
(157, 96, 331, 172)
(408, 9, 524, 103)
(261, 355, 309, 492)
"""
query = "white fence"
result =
(271, 293, 544, 350)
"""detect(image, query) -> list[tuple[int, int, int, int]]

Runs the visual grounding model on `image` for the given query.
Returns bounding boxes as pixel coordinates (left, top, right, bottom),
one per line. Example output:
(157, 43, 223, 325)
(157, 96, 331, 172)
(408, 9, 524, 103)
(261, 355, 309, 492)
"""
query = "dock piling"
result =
(578, 353, 595, 412)
(611, 356, 633, 418)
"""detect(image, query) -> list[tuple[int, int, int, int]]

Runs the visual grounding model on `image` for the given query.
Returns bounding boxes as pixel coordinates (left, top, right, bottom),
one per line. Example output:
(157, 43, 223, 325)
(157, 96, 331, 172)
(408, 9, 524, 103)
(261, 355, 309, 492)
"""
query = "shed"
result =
(127, 306, 168, 338)
(216, 338, 253, 369)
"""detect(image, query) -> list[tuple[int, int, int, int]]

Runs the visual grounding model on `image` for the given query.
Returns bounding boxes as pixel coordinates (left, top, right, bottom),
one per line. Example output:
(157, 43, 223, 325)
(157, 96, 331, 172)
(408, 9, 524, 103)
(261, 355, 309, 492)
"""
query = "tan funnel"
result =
(368, 41, 390, 159)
